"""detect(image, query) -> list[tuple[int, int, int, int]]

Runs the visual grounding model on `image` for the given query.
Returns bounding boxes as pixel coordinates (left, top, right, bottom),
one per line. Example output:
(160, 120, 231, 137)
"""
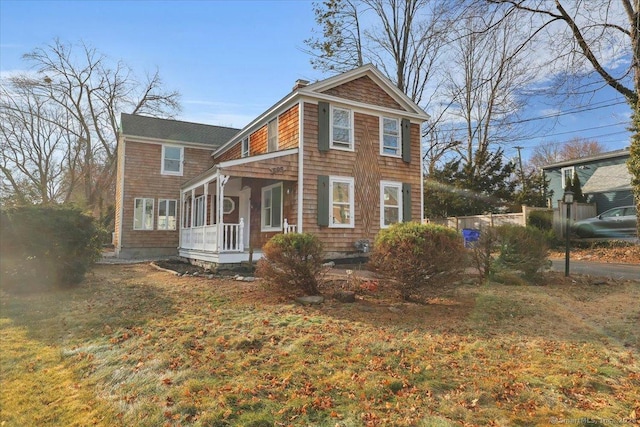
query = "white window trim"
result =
(161, 145, 184, 176)
(267, 118, 279, 153)
(380, 181, 403, 229)
(241, 137, 250, 158)
(157, 199, 177, 230)
(330, 105, 354, 152)
(380, 116, 401, 158)
(261, 182, 283, 232)
(133, 197, 154, 230)
(329, 176, 355, 228)
(561, 166, 575, 188)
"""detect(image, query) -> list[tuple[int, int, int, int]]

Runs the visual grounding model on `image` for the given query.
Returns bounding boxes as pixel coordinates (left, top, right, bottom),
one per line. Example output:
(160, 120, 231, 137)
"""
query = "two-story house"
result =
(114, 64, 429, 266)
(542, 148, 632, 214)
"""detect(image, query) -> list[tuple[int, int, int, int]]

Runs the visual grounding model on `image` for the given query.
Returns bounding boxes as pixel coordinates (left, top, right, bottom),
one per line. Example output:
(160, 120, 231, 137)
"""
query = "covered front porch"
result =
(178, 149, 300, 265)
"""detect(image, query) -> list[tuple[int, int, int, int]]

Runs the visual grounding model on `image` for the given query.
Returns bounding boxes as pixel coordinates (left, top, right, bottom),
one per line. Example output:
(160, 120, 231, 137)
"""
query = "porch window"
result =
(241, 137, 250, 158)
(194, 195, 206, 227)
(331, 106, 353, 151)
(134, 198, 154, 230)
(261, 183, 282, 231)
(381, 117, 400, 156)
(329, 176, 354, 228)
(223, 197, 235, 214)
(268, 119, 278, 152)
(161, 145, 183, 175)
(158, 199, 177, 230)
(380, 181, 402, 228)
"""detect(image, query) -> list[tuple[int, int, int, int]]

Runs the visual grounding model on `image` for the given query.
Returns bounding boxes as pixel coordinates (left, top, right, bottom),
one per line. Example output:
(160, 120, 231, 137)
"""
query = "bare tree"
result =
(305, 0, 449, 105)
(487, 0, 638, 105)
(3, 39, 181, 213)
(0, 75, 80, 204)
(528, 137, 605, 170)
(443, 11, 536, 177)
(306, 0, 365, 72)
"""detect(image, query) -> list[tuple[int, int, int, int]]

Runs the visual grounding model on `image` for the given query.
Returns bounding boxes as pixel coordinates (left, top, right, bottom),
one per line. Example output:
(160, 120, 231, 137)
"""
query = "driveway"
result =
(550, 259, 640, 280)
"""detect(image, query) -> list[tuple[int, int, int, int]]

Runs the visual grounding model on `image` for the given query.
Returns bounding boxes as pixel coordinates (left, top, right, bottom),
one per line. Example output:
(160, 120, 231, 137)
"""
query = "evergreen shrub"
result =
(256, 233, 324, 295)
(0, 206, 101, 291)
(495, 224, 549, 280)
(369, 222, 465, 301)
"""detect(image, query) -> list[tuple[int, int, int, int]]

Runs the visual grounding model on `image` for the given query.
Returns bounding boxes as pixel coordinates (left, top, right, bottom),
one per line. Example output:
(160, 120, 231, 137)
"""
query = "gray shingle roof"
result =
(120, 113, 240, 148)
(582, 163, 632, 193)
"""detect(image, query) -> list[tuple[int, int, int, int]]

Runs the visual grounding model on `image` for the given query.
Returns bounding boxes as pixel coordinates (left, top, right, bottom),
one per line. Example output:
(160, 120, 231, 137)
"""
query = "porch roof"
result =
(181, 148, 299, 191)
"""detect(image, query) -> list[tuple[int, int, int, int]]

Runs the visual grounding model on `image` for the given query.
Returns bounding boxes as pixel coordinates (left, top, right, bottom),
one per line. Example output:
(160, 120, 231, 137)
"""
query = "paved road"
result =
(550, 259, 640, 280)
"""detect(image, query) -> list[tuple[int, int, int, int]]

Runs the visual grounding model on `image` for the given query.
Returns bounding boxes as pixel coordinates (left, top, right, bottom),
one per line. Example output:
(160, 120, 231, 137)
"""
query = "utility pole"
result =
(515, 146, 526, 193)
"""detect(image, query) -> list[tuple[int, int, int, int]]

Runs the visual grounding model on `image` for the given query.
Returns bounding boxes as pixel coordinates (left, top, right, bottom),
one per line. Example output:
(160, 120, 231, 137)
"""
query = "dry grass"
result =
(1, 264, 639, 426)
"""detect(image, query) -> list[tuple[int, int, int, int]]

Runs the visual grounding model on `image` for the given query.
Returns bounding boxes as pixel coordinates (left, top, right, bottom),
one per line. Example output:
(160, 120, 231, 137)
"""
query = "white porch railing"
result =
(283, 218, 297, 234)
(181, 219, 244, 252)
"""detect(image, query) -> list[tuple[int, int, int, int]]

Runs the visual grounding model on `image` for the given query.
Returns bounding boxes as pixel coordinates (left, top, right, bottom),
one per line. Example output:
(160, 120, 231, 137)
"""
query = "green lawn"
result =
(1, 264, 638, 426)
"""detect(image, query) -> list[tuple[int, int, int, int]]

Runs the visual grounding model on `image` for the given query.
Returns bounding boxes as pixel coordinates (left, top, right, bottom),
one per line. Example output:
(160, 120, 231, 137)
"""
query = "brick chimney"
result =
(292, 79, 310, 91)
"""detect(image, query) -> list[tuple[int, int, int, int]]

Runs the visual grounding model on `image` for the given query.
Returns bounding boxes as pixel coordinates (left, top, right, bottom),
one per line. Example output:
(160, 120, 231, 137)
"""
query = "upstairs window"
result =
(162, 145, 183, 175)
(158, 199, 177, 230)
(561, 166, 575, 189)
(331, 106, 353, 151)
(241, 137, 250, 158)
(134, 198, 154, 230)
(381, 117, 400, 156)
(267, 119, 278, 152)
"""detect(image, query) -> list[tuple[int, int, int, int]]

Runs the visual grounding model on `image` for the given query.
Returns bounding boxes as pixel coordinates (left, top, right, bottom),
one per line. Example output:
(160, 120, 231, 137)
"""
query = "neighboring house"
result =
(114, 64, 429, 265)
(542, 148, 633, 214)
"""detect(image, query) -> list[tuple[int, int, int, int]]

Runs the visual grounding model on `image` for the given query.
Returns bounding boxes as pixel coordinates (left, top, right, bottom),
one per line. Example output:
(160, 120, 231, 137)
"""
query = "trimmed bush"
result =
(495, 224, 549, 279)
(369, 222, 466, 301)
(256, 233, 324, 295)
(0, 206, 101, 291)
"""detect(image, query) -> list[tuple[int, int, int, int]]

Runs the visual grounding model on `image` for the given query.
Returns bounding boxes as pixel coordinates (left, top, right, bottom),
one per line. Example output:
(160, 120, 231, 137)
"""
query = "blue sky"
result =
(0, 0, 632, 162)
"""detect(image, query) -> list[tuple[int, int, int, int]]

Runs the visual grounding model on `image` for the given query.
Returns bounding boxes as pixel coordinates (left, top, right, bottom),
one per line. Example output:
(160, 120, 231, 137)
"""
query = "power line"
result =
(435, 98, 627, 134)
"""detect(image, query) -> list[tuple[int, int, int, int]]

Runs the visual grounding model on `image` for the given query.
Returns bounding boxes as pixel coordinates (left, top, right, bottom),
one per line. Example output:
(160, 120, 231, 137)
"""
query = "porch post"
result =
(218, 174, 229, 251)
(190, 188, 195, 229)
(203, 182, 208, 225)
(179, 190, 185, 248)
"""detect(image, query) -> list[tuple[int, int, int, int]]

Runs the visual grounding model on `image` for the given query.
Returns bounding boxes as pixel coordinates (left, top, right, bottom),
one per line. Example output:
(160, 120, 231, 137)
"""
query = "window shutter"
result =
(401, 118, 411, 163)
(402, 182, 412, 222)
(273, 185, 282, 228)
(318, 102, 330, 153)
(317, 175, 329, 226)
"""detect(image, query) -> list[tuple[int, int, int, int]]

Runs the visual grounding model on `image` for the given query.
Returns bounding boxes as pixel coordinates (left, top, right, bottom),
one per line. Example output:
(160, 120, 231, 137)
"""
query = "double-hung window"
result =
(261, 183, 282, 231)
(331, 106, 353, 150)
(161, 145, 183, 175)
(329, 176, 354, 227)
(380, 181, 402, 228)
(134, 198, 154, 230)
(267, 119, 278, 152)
(561, 166, 575, 189)
(241, 137, 250, 158)
(381, 117, 400, 156)
(158, 199, 177, 230)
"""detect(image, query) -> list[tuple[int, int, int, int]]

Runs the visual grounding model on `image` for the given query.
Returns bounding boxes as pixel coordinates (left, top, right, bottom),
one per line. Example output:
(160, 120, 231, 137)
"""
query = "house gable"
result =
(320, 76, 404, 110)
